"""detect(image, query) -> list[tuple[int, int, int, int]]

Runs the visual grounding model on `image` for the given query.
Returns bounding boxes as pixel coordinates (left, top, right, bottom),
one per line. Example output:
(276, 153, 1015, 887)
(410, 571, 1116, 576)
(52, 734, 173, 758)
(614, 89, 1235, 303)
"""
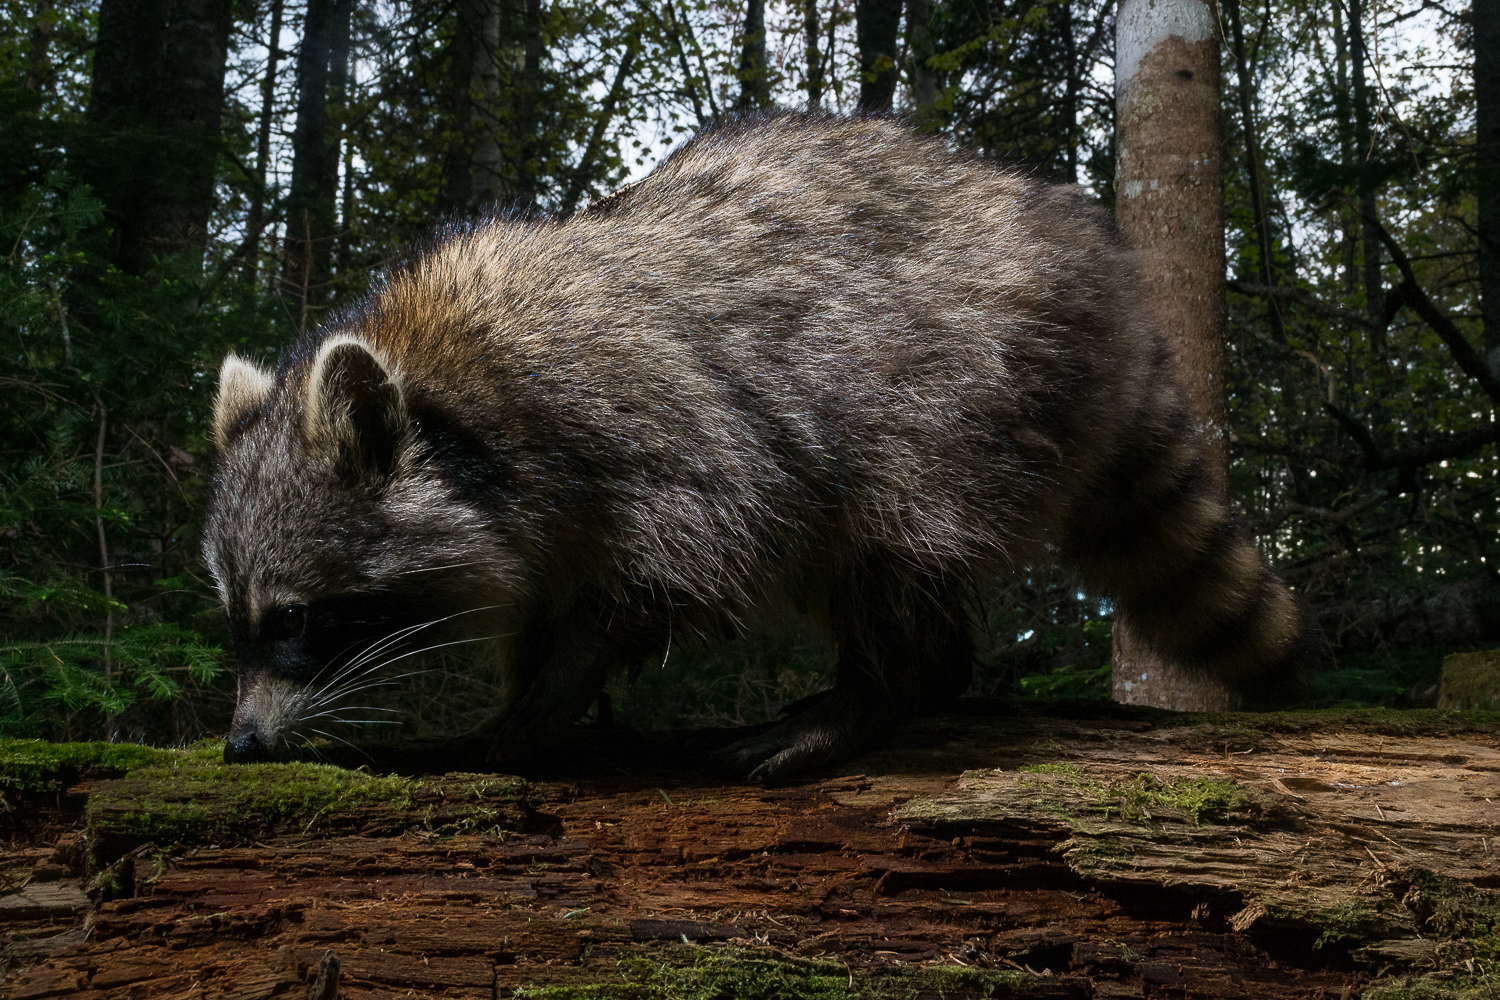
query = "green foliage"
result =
(1, 78, 285, 744)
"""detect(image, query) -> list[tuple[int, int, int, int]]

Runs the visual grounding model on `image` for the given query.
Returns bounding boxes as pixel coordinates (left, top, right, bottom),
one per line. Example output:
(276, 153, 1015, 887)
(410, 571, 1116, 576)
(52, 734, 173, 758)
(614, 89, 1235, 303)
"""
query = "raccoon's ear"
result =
(304, 339, 408, 487)
(213, 354, 275, 448)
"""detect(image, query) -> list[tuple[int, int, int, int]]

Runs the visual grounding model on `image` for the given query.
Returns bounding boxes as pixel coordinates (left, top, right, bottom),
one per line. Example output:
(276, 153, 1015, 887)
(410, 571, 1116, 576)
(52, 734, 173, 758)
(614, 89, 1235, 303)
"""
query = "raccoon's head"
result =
(205, 336, 512, 763)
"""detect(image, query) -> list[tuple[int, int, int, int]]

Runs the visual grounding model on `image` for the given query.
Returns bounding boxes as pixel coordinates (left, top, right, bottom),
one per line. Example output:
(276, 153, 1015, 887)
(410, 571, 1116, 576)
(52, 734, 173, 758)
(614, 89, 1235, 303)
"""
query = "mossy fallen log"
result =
(2, 706, 1498, 999)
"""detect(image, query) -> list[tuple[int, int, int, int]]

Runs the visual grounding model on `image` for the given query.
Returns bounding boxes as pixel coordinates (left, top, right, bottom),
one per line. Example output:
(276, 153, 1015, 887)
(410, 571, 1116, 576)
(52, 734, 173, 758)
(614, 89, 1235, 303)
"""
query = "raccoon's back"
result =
(349, 114, 1171, 591)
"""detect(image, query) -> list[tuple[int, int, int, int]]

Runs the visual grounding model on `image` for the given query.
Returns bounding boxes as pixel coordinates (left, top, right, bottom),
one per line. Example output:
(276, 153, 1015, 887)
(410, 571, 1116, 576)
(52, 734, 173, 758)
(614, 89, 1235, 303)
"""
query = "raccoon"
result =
(205, 112, 1313, 779)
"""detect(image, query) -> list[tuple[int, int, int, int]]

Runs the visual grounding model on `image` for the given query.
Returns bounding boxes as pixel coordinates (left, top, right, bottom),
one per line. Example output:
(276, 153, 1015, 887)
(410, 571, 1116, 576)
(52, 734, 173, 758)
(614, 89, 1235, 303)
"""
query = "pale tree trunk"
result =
(1477, 0, 1500, 382)
(1112, 0, 1231, 710)
(856, 0, 901, 111)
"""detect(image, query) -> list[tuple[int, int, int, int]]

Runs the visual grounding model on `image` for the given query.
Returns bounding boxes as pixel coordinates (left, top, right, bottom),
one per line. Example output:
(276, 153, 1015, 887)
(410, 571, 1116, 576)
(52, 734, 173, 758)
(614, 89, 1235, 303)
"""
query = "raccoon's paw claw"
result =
(708, 687, 892, 783)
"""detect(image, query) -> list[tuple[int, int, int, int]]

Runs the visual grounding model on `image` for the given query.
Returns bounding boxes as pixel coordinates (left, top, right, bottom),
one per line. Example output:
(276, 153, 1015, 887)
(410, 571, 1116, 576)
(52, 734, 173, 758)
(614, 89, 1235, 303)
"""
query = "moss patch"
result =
(83, 752, 532, 862)
(0, 738, 215, 792)
(1438, 651, 1500, 711)
(1016, 765, 1254, 826)
(513, 948, 1036, 999)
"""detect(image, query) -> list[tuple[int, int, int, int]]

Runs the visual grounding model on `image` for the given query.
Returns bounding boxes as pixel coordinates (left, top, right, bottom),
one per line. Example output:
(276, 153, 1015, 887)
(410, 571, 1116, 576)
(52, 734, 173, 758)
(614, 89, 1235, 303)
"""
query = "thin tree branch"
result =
(1357, 206, 1500, 404)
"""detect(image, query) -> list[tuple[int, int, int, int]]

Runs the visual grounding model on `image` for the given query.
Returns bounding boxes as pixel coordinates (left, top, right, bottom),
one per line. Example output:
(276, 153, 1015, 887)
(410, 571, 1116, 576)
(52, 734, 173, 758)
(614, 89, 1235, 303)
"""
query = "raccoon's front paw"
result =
(708, 687, 894, 783)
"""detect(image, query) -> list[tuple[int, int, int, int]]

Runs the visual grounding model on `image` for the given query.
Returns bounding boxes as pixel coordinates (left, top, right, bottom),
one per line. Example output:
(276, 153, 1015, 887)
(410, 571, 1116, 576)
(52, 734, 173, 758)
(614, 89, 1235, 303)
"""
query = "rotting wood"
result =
(1, 706, 1497, 998)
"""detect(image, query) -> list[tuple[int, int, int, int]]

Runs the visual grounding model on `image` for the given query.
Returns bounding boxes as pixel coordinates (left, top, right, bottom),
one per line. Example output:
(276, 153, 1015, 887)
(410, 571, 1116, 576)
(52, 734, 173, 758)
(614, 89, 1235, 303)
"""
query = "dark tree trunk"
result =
(83, 0, 231, 274)
(1112, 0, 1230, 710)
(25, 0, 55, 93)
(1332, 0, 1356, 293)
(240, 0, 285, 284)
(150, 0, 233, 261)
(856, 0, 901, 111)
(84, 0, 170, 275)
(1349, 0, 1382, 334)
(513, 0, 544, 212)
(440, 0, 480, 213)
(905, 0, 936, 123)
(1477, 0, 1500, 382)
(282, 0, 348, 319)
(736, 0, 770, 110)
(804, 0, 823, 109)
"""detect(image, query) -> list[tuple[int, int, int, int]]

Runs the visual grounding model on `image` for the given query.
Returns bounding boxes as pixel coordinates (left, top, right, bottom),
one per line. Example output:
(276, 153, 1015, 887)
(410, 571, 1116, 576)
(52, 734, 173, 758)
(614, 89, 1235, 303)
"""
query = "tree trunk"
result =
(905, 0, 937, 123)
(25, 0, 55, 93)
(83, 0, 170, 275)
(737, 0, 770, 110)
(1350, 0, 1383, 334)
(7, 711, 1497, 996)
(282, 0, 347, 318)
(1112, 0, 1230, 710)
(805, 0, 823, 109)
(469, 0, 508, 209)
(150, 0, 233, 263)
(513, 0, 544, 212)
(1477, 0, 1500, 382)
(856, 0, 901, 111)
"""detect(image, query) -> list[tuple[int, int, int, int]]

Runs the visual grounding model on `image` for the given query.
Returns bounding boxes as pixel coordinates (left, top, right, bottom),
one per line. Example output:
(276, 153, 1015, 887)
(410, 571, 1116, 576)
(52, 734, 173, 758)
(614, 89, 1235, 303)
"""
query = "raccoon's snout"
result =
(224, 726, 271, 764)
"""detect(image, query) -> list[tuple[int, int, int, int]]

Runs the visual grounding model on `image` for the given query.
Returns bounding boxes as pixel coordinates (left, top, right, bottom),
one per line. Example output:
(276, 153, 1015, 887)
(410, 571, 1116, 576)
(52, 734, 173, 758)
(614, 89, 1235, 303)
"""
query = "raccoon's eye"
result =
(264, 604, 308, 642)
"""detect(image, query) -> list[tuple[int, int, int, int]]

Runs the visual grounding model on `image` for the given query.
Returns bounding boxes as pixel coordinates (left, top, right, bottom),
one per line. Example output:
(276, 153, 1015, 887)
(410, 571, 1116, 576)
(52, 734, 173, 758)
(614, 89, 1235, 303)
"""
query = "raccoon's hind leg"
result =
(1063, 410, 1316, 700)
(710, 561, 972, 782)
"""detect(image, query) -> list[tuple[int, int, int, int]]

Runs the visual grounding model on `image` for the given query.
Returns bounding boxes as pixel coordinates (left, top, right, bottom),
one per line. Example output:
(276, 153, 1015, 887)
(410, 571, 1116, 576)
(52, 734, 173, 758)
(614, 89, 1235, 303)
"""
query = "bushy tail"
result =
(1063, 403, 1317, 698)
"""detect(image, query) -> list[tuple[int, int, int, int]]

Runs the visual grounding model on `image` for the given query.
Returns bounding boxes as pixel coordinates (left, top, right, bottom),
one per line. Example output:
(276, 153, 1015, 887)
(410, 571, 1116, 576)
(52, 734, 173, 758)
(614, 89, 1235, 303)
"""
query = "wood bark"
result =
(737, 0, 770, 110)
(150, 0, 234, 262)
(856, 0, 901, 111)
(4, 710, 1497, 997)
(905, 0, 937, 123)
(512, 0, 544, 212)
(24, 0, 55, 93)
(1112, 0, 1231, 712)
(805, 0, 824, 109)
(1349, 0, 1383, 335)
(282, 0, 347, 316)
(84, 0, 231, 274)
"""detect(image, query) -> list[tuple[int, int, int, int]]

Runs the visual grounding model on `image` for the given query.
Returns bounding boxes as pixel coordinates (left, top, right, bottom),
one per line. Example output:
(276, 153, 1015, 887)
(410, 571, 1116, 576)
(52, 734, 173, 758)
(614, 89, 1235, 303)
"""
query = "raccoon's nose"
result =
(223, 729, 270, 764)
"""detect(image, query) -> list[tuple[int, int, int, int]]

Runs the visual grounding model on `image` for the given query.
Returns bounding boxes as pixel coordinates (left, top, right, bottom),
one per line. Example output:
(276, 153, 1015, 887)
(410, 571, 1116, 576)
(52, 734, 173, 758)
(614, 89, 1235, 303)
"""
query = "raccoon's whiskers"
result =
(298, 669, 435, 716)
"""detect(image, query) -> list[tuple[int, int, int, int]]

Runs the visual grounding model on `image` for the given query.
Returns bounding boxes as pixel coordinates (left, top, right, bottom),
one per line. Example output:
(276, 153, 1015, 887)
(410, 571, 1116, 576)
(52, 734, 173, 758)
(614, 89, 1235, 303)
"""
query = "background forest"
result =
(0, 0, 1494, 745)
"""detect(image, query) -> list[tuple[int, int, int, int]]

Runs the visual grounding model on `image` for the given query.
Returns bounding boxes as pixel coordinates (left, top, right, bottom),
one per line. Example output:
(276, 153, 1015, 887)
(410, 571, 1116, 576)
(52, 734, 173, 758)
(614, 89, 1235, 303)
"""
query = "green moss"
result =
(1314, 902, 1377, 949)
(1439, 651, 1500, 711)
(1365, 973, 1500, 1000)
(513, 949, 1037, 999)
(84, 755, 530, 862)
(1018, 765, 1253, 826)
(0, 737, 204, 791)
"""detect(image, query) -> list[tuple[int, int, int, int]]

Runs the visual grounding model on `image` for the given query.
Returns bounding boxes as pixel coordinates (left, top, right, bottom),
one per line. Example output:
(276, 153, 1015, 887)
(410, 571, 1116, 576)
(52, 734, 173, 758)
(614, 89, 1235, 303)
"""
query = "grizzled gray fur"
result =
(205, 113, 1311, 779)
